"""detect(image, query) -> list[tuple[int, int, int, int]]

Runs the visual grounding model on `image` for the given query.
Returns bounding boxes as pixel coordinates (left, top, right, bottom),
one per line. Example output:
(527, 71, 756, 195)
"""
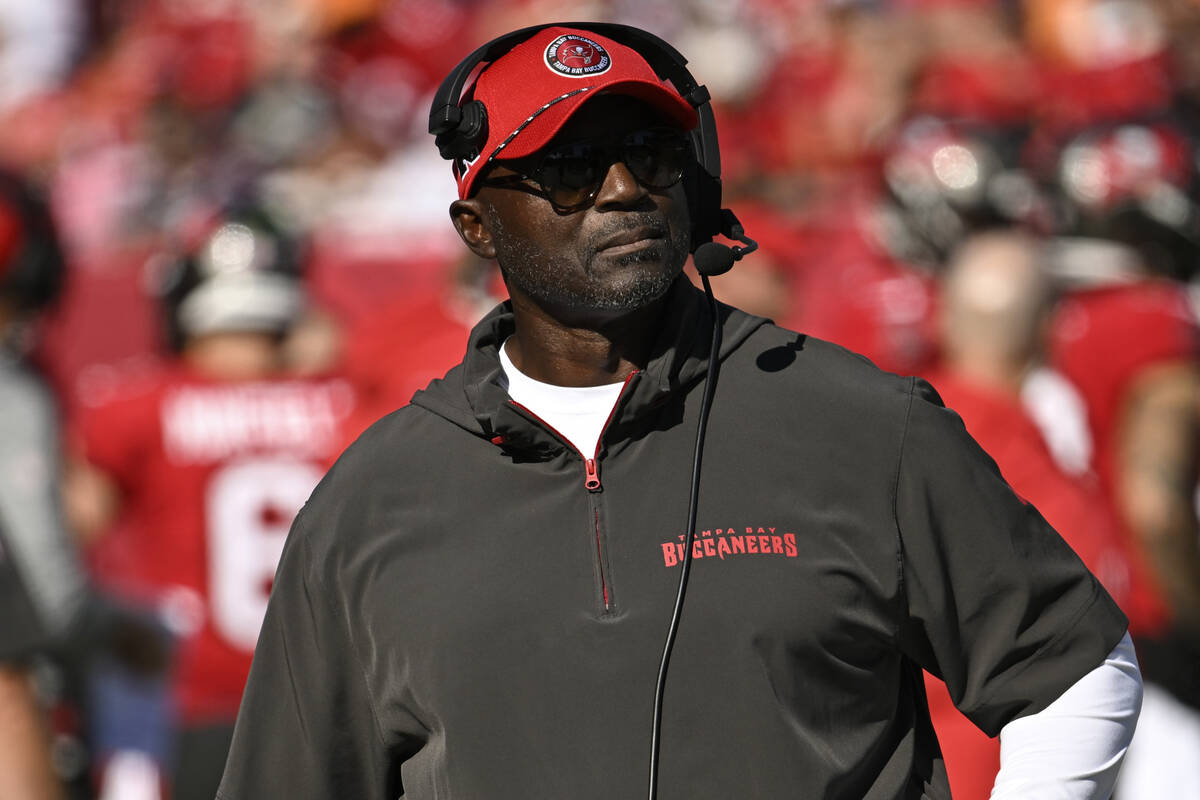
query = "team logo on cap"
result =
(545, 34, 611, 77)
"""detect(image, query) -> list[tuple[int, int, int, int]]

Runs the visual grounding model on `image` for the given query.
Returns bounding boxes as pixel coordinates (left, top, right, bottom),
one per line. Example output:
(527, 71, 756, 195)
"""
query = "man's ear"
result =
(450, 198, 496, 260)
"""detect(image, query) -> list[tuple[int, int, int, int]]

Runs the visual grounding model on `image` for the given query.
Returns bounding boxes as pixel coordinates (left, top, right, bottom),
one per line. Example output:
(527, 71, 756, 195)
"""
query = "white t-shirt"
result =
(499, 339, 624, 457)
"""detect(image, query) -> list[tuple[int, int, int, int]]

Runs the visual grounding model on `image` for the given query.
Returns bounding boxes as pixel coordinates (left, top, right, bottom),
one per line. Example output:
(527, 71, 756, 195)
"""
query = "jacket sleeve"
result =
(216, 509, 405, 800)
(893, 378, 1129, 737)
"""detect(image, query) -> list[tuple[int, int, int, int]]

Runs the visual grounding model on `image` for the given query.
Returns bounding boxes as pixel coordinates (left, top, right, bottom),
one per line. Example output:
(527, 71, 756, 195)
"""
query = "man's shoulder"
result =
(734, 321, 919, 406)
(330, 401, 456, 476)
(306, 396, 471, 506)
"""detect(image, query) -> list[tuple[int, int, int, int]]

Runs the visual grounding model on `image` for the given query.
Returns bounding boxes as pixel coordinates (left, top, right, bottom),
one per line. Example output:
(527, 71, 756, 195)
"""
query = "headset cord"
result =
(648, 274, 723, 800)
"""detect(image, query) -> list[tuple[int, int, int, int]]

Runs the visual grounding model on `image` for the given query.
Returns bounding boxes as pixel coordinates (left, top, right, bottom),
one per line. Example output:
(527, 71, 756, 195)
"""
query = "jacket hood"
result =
(410, 277, 768, 455)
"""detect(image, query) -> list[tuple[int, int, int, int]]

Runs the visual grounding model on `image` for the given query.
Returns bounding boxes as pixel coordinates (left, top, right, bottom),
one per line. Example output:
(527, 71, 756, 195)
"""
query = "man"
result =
(68, 208, 354, 800)
(219, 25, 1139, 799)
(923, 230, 1135, 798)
(0, 170, 74, 800)
(2, 168, 174, 800)
(933, 231, 1131, 600)
(1038, 120, 1200, 799)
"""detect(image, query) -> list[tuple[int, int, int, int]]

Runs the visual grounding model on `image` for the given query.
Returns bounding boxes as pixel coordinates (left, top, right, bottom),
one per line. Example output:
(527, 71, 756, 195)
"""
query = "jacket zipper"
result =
(508, 371, 639, 613)
(584, 457, 601, 491)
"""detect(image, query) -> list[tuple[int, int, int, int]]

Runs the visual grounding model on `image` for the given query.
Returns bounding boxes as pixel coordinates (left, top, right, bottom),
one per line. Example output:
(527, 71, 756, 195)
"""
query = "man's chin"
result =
(582, 269, 679, 313)
(522, 271, 676, 321)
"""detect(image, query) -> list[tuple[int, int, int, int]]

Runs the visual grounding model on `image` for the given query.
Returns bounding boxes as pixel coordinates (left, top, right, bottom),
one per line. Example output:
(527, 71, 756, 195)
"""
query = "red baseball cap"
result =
(452, 26, 700, 199)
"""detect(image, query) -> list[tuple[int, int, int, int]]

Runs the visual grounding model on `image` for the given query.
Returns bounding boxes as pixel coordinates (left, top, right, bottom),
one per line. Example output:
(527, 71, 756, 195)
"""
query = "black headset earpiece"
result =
(434, 99, 488, 163)
(428, 21, 746, 255)
(429, 25, 545, 164)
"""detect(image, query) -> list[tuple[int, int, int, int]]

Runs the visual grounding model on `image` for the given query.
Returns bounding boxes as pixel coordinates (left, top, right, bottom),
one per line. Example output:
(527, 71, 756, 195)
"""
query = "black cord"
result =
(648, 274, 723, 800)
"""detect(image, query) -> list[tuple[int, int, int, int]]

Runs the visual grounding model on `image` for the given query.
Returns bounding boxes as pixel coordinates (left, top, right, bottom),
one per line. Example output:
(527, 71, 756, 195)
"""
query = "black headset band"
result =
(428, 22, 703, 138)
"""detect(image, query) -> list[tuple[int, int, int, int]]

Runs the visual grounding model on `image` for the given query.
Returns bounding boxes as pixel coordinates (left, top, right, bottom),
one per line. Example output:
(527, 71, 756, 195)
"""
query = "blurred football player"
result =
(925, 230, 1135, 798)
(67, 207, 355, 800)
(0, 169, 74, 800)
(1046, 120, 1200, 799)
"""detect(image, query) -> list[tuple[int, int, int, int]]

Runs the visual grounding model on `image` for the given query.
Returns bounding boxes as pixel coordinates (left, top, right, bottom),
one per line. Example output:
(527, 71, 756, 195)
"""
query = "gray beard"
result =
(489, 209, 690, 314)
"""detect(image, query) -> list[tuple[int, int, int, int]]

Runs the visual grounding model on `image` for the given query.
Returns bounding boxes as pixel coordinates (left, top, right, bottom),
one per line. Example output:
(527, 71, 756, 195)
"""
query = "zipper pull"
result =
(584, 458, 601, 492)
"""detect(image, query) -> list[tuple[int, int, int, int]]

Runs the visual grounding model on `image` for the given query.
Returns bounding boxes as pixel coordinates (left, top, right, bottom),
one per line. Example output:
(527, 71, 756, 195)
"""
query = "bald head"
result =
(940, 230, 1053, 390)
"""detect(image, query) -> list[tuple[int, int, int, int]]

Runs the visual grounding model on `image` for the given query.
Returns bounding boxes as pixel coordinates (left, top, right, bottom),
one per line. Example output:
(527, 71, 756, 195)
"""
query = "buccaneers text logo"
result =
(661, 526, 799, 567)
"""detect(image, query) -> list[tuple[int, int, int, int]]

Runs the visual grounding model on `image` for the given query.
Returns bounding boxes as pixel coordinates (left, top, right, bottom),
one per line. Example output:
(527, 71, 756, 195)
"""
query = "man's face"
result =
(457, 95, 693, 324)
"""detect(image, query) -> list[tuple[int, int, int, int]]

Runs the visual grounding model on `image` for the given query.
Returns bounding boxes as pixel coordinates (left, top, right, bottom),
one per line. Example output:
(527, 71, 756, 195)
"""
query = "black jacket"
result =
(219, 278, 1126, 800)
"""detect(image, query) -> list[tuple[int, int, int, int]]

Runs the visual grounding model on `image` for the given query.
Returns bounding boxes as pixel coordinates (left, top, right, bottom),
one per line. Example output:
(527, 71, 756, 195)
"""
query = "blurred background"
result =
(2, 0, 1200, 798)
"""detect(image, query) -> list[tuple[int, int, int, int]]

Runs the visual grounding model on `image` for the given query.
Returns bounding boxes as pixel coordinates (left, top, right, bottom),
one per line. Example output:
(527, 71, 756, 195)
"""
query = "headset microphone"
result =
(693, 209, 760, 276)
(650, 204, 753, 800)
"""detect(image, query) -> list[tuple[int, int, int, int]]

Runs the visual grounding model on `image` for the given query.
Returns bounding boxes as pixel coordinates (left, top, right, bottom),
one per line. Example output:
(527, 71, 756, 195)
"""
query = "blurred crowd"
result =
(3, 0, 1200, 798)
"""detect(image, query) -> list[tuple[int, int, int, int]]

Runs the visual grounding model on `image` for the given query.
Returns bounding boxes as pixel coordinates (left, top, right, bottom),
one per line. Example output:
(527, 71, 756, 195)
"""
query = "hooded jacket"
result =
(219, 278, 1126, 800)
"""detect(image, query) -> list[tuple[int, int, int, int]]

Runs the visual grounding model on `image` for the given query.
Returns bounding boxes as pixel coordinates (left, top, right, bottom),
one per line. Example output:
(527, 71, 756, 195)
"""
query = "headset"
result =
(427, 21, 756, 275)
(430, 23, 761, 799)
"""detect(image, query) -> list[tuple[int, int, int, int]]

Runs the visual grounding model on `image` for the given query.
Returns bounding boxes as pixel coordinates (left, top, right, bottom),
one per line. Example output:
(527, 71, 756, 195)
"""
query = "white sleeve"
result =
(990, 631, 1142, 799)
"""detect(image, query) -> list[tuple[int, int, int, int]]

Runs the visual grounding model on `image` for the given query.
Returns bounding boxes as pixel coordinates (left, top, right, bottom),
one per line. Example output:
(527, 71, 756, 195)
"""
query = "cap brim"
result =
(489, 78, 699, 163)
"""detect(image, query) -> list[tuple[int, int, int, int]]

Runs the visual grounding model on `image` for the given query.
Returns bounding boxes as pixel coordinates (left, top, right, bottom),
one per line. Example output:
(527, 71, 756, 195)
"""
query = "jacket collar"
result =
(416, 276, 767, 456)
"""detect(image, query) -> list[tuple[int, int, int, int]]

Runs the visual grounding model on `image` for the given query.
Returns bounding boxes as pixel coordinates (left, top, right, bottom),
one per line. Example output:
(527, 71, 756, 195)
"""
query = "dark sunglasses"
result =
(480, 126, 692, 214)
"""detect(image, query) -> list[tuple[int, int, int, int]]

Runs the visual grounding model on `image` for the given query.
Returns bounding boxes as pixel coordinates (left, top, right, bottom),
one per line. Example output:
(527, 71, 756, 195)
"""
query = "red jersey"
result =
(1048, 281, 1199, 634)
(77, 367, 355, 724)
(922, 370, 1132, 799)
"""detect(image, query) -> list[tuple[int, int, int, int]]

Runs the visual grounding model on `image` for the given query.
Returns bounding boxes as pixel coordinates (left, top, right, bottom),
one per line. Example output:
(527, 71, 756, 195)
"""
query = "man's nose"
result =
(593, 160, 650, 210)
